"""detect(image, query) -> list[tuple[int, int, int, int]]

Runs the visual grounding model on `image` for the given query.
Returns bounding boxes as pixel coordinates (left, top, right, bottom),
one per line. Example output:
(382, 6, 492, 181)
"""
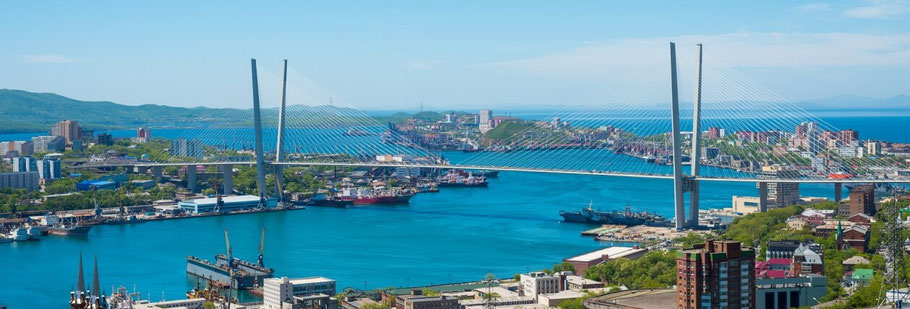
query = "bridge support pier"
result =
(688, 181, 700, 226)
(136, 166, 148, 175)
(834, 182, 842, 202)
(152, 166, 163, 183)
(186, 165, 197, 193)
(669, 42, 686, 230)
(222, 164, 233, 196)
(758, 182, 768, 212)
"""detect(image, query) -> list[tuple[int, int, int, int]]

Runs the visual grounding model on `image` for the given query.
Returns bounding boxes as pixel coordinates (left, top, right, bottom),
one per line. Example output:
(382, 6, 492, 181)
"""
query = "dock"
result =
(580, 224, 625, 236)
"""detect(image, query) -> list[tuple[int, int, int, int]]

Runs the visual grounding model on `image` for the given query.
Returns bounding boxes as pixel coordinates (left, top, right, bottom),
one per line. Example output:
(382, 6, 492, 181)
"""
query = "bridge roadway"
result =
(72, 160, 910, 184)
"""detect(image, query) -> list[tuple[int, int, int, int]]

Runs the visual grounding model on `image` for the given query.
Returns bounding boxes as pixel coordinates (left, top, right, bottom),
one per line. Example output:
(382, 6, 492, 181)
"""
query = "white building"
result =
(264, 276, 337, 309)
(520, 272, 559, 300)
(170, 138, 204, 160)
(178, 195, 277, 213)
(31, 135, 65, 153)
(479, 109, 492, 133)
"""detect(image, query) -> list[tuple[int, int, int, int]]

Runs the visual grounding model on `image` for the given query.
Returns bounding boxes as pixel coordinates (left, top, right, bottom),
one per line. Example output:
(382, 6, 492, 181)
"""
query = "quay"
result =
(580, 224, 625, 236)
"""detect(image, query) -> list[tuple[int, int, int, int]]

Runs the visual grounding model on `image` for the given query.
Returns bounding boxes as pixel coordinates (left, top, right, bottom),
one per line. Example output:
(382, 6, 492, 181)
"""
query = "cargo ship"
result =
(560, 202, 672, 227)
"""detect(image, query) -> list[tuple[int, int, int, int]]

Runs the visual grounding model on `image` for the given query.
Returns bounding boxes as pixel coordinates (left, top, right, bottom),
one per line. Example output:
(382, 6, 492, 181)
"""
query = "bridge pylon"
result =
(251, 59, 267, 200)
(274, 59, 289, 200)
(670, 42, 705, 229)
(688, 43, 704, 227)
(669, 42, 686, 230)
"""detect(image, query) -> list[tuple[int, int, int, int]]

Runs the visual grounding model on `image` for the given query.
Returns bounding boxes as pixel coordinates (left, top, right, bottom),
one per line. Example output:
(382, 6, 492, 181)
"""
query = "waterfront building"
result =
(170, 138, 204, 160)
(31, 135, 65, 152)
(520, 272, 560, 300)
(755, 274, 826, 309)
(264, 276, 338, 309)
(701, 147, 719, 160)
(563, 246, 647, 276)
(0, 171, 39, 191)
(133, 299, 205, 309)
(178, 195, 276, 213)
(52, 120, 82, 145)
(676, 240, 756, 309)
(133, 127, 151, 143)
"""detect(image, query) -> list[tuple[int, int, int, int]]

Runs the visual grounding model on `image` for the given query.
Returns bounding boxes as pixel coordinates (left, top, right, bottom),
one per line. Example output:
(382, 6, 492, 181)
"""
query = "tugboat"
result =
(560, 202, 672, 227)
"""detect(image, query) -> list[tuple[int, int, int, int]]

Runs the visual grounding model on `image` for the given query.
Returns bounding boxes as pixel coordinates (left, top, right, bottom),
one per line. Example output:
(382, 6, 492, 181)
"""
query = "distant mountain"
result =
(0, 89, 379, 133)
(798, 94, 910, 110)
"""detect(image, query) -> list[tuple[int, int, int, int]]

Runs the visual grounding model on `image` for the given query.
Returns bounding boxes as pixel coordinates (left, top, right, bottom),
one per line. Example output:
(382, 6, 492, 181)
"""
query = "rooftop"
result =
(843, 256, 871, 265)
(184, 195, 263, 206)
(853, 268, 874, 280)
(565, 246, 646, 262)
(289, 276, 335, 285)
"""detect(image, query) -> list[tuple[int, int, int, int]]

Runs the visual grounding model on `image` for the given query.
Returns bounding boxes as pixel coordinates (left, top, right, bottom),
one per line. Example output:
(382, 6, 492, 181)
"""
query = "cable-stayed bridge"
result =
(76, 43, 910, 229)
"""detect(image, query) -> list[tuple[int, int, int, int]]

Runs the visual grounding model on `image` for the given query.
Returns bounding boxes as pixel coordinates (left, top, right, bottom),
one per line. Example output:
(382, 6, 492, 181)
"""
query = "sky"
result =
(1, 1, 909, 110)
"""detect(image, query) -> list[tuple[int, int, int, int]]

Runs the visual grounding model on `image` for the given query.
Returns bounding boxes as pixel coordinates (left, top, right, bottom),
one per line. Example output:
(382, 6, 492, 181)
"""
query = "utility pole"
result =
(880, 193, 907, 307)
(669, 42, 686, 230)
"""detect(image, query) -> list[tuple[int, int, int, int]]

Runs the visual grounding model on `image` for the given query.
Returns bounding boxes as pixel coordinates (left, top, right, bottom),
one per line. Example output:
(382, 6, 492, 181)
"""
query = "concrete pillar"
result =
(688, 181, 700, 227)
(251, 59, 267, 198)
(222, 164, 233, 196)
(136, 166, 149, 175)
(152, 166, 163, 183)
(758, 182, 768, 212)
(834, 182, 843, 202)
(186, 165, 197, 193)
(668, 42, 686, 230)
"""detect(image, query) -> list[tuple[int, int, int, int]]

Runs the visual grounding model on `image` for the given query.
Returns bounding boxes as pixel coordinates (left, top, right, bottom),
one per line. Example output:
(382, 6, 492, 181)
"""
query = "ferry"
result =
(560, 202, 672, 227)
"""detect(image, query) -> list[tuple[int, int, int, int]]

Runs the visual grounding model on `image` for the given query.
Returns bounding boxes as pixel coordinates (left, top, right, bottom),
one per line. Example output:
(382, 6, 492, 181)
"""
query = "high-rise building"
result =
(479, 109, 492, 132)
(11, 156, 38, 173)
(170, 138, 204, 160)
(134, 127, 151, 143)
(848, 185, 875, 216)
(838, 129, 858, 144)
(676, 240, 756, 309)
(51, 120, 82, 145)
(31, 135, 66, 153)
(758, 166, 800, 208)
(707, 127, 721, 139)
(865, 140, 880, 156)
(37, 158, 62, 180)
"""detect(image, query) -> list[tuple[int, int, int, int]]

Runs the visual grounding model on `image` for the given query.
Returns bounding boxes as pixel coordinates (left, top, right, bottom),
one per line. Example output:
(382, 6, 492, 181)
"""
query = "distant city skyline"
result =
(1, 1, 909, 110)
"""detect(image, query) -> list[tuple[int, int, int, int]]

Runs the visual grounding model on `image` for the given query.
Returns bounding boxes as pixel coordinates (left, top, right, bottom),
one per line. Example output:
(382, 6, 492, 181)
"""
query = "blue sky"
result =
(1, 1, 909, 110)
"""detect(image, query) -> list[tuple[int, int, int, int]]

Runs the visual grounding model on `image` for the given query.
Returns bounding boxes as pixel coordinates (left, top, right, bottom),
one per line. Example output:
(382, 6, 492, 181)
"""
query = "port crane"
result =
(224, 229, 236, 308)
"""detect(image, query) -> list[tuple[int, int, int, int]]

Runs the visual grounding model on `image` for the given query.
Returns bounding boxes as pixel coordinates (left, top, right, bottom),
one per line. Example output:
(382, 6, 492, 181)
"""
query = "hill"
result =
(0, 89, 381, 133)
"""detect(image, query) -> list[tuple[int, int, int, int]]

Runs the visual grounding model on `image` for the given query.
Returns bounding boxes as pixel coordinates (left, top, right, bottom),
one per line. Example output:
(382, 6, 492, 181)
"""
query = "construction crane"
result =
(258, 228, 266, 267)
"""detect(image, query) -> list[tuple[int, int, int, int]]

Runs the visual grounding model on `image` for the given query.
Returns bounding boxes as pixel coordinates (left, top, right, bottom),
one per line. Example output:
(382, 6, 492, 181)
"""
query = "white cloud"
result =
(484, 32, 910, 79)
(23, 54, 81, 63)
(844, 0, 910, 18)
(407, 59, 443, 70)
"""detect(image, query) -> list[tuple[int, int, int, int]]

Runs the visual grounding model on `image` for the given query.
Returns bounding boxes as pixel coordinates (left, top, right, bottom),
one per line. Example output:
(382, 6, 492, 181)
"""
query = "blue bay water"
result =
(0, 171, 838, 307)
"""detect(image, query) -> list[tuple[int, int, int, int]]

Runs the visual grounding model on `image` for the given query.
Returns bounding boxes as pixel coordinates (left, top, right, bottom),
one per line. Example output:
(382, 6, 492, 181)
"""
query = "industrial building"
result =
(178, 195, 277, 213)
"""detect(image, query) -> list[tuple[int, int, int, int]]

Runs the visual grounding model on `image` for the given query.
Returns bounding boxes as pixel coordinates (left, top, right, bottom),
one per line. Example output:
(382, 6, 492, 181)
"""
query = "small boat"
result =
(0, 236, 11, 243)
